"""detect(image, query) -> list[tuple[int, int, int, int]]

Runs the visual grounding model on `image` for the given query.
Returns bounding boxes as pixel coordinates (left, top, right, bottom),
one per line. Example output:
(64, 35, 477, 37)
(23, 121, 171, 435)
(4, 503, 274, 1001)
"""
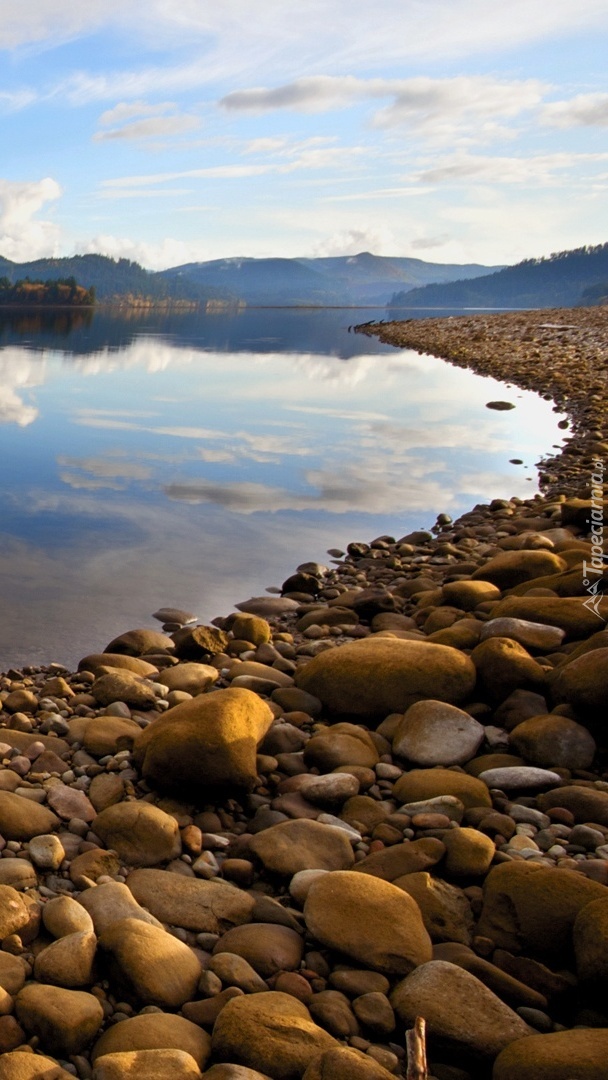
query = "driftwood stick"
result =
(406, 1016, 428, 1080)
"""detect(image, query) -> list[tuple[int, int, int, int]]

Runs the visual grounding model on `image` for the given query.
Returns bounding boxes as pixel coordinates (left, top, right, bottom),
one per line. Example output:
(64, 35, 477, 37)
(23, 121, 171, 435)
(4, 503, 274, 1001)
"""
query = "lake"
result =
(0, 306, 565, 670)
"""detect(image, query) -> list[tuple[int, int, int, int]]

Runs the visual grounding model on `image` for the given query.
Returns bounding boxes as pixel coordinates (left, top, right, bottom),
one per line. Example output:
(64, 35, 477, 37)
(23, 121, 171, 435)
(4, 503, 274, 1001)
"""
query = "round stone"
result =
(392, 700, 485, 767)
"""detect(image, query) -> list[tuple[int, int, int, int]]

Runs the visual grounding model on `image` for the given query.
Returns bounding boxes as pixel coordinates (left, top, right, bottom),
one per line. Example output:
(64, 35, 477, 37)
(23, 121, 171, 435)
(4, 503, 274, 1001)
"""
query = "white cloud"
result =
(0, 177, 62, 261)
(94, 114, 199, 142)
(416, 151, 608, 186)
(311, 226, 396, 257)
(542, 92, 608, 128)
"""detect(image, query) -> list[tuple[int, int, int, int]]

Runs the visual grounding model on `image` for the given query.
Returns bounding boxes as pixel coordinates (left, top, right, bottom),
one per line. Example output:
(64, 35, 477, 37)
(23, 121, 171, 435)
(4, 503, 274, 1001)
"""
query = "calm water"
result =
(0, 306, 565, 670)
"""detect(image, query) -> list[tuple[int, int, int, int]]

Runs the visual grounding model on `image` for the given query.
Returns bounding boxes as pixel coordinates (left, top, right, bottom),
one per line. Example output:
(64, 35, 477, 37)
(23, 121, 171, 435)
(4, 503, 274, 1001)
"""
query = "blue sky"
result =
(1, 0, 607, 269)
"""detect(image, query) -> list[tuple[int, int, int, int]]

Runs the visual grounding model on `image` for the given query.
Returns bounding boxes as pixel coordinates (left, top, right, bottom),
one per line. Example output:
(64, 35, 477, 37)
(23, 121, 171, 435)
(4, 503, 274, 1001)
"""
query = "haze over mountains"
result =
(0, 244, 606, 310)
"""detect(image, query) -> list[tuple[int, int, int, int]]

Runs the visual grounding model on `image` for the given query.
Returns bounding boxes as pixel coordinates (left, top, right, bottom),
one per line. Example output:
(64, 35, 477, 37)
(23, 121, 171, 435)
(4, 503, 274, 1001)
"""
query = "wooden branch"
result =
(406, 1016, 428, 1080)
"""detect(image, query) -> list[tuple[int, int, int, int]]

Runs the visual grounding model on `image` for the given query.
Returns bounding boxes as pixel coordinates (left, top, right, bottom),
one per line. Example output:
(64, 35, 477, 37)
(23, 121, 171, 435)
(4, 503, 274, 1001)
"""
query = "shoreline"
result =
(0, 304, 607, 1079)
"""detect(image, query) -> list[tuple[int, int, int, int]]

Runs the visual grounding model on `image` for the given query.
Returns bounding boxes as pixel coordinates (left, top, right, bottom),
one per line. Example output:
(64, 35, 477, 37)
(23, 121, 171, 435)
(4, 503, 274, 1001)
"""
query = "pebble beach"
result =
(0, 304, 607, 1080)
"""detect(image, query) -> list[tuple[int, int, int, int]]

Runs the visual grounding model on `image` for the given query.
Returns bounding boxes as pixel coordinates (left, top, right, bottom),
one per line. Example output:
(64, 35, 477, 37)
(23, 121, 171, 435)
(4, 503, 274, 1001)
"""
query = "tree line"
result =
(0, 275, 95, 306)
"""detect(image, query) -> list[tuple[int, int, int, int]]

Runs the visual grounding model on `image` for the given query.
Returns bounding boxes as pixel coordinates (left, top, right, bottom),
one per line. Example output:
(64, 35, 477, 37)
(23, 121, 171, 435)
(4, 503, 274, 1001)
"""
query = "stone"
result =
(171, 625, 229, 660)
(43, 896, 94, 938)
(98, 917, 200, 1007)
(209, 953, 267, 993)
(298, 773, 360, 806)
(479, 618, 565, 652)
(573, 897, 608, 982)
(509, 714, 596, 769)
(91, 1012, 210, 1067)
(304, 870, 432, 975)
(294, 637, 476, 719)
(14, 985, 104, 1055)
(83, 717, 143, 757)
(329, 970, 389, 997)
(27, 835, 65, 871)
(550, 647, 608, 718)
(432, 942, 548, 1010)
(302, 1046, 395, 1080)
(152, 662, 218, 695)
(490, 595, 608, 642)
(91, 673, 157, 709)
(441, 580, 501, 610)
(441, 828, 495, 877)
(46, 784, 95, 822)
(33, 931, 97, 988)
(203, 1069, 272, 1080)
(78, 653, 160, 678)
(211, 991, 336, 1079)
(104, 629, 174, 655)
(93, 802, 181, 866)
(493, 1029, 608, 1080)
(152, 606, 196, 625)
(393, 769, 491, 810)
(126, 868, 255, 932)
(230, 614, 272, 645)
(537, 785, 608, 825)
(249, 819, 355, 876)
(392, 701, 485, 767)
(307, 989, 358, 1038)
(340, 795, 387, 832)
(69, 849, 121, 887)
(394, 872, 473, 945)
(88, 773, 126, 812)
(476, 861, 606, 959)
(235, 597, 300, 617)
(0, 862, 37, 891)
(0, 1052, 74, 1079)
(213, 923, 303, 978)
(0, 887, 30, 941)
(352, 837, 445, 882)
(0, 955, 27, 996)
(472, 550, 568, 588)
(92, 1049, 202, 1080)
(133, 687, 274, 793)
(470, 638, 546, 703)
(390, 960, 531, 1063)
(303, 725, 379, 771)
(0, 792, 59, 841)
(77, 882, 163, 935)
(477, 767, 562, 790)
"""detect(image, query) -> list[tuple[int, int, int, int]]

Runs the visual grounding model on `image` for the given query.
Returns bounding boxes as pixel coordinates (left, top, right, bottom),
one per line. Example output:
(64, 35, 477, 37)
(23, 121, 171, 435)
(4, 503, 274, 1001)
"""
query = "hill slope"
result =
(388, 243, 608, 310)
(161, 252, 500, 306)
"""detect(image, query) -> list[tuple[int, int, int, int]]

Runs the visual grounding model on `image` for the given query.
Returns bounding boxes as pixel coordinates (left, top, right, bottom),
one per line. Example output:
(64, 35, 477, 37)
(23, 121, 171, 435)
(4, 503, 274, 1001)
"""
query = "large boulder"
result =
(489, 596, 608, 641)
(0, 792, 60, 841)
(550, 647, 608, 718)
(133, 687, 274, 792)
(303, 870, 432, 976)
(211, 992, 336, 1079)
(471, 549, 567, 588)
(126, 869, 255, 932)
(91, 1012, 210, 1067)
(392, 700, 485, 766)
(509, 714, 596, 770)
(98, 918, 200, 1007)
(390, 960, 530, 1064)
(15, 985, 104, 1056)
(294, 638, 476, 720)
(493, 1029, 608, 1079)
(476, 861, 606, 959)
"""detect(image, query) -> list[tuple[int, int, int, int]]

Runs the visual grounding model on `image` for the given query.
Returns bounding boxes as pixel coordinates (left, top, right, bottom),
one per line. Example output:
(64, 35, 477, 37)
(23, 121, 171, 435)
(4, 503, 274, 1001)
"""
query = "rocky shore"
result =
(0, 305, 606, 1080)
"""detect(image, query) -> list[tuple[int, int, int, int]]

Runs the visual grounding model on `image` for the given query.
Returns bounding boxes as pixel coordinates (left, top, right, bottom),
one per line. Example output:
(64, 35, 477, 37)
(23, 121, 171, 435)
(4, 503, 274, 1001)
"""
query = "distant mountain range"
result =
(388, 243, 608, 310)
(1, 244, 607, 310)
(159, 252, 501, 306)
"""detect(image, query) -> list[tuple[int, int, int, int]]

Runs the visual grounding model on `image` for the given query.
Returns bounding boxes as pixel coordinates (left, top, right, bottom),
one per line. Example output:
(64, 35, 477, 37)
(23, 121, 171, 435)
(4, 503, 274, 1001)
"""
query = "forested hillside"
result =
(388, 244, 608, 309)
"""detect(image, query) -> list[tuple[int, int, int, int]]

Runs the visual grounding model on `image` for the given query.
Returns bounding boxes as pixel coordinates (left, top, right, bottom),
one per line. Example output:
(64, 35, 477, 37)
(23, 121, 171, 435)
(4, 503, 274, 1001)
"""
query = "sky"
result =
(1, 0, 607, 270)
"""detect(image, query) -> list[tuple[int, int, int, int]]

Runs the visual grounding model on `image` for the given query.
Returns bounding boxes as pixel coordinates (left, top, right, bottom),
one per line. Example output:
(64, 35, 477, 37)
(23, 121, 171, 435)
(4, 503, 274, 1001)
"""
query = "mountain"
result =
(160, 252, 501, 306)
(0, 254, 234, 306)
(388, 243, 608, 310)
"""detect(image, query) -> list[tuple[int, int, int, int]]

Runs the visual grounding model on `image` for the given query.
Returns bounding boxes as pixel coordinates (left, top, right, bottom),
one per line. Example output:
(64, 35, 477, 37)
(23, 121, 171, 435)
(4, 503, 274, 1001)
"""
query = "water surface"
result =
(0, 307, 565, 669)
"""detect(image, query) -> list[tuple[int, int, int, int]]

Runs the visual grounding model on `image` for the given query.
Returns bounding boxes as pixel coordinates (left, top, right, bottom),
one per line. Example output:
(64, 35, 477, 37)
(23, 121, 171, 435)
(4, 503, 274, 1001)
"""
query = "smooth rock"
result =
(0, 888, 30, 941)
(43, 896, 94, 938)
(303, 725, 379, 771)
(104, 629, 175, 656)
(304, 870, 432, 976)
(15, 985, 104, 1055)
(152, 662, 218, 695)
(393, 769, 491, 809)
(78, 882, 163, 935)
(83, 717, 143, 757)
(91, 673, 157, 709)
(550, 647, 608, 717)
(91, 1012, 210, 1066)
(33, 931, 97, 988)
(480, 618, 565, 652)
(441, 827, 495, 877)
(302, 1046, 395, 1080)
(0, 1052, 74, 1079)
(98, 917, 200, 1007)
(493, 1029, 608, 1079)
(509, 714, 596, 770)
(394, 872, 473, 945)
(126, 868, 255, 932)
(0, 792, 60, 841)
(93, 802, 181, 866)
(249, 819, 355, 876)
(92, 1049, 202, 1080)
(213, 923, 303, 978)
(471, 550, 567, 588)
(478, 767, 562, 790)
(392, 700, 485, 767)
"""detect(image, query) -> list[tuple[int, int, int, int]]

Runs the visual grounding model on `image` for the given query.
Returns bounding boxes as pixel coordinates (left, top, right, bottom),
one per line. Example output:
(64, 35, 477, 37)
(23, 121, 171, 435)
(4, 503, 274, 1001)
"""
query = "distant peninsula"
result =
(0, 275, 95, 307)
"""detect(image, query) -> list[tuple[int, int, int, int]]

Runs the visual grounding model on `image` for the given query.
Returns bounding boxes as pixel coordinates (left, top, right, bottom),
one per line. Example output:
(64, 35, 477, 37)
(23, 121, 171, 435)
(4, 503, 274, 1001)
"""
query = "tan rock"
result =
(490, 595, 608, 641)
(477, 861, 606, 958)
(442, 827, 495, 877)
(78, 653, 160, 678)
(126, 868, 255, 932)
(249, 819, 355, 876)
(393, 768, 491, 810)
(83, 716, 143, 756)
(509, 713, 596, 769)
(394, 872, 473, 945)
(493, 1029, 608, 1079)
(15, 985, 104, 1055)
(93, 801, 181, 866)
(77, 882, 163, 935)
(294, 637, 476, 719)
(0, 887, 30, 941)
(0, 955, 27, 996)
(304, 870, 432, 976)
(230, 614, 272, 646)
(103, 629, 174, 656)
(91, 673, 157, 710)
(536, 785, 608, 825)
(303, 724, 379, 771)
(153, 663, 218, 695)
(391, 960, 530, 1062)
(442, 580, 501, 609)
(0, 1051, 74, 1079)
(470, 637, 546, 702)
(42, 896, 94, 939)
(472, 549, 567, 588)
(88, 774, 126, 812)
(352, 837, 445, 882)
(92, 1049, 202, 1080)
(91, 1012, 210, 1066)
(0, 792, 59, 842)
(34, 931, 97, 988)
(302, 1046, 395, 1080)
(133, 687, 274, 793)
(69, 849, 121, 888)
(574, 897, 608, 983)
(550, 647, 608, 718)
(99, 917, 200, 1007)
(213, 923, 303, 978)
(211, 991, 336, 1079)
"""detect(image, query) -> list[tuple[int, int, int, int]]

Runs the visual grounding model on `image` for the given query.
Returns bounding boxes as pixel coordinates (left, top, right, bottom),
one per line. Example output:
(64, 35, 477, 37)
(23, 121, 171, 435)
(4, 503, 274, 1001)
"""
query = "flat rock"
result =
(91, 673, 157, 710)
(392, 700, 485, 767)
(391, 960, 530, 1062)
(249, 819, 355, 876)
(304, 870, 432, 975)
(83, 717, 143, 757)
(126, 868, 255, 932)
(480, 618, 565, 652)
(133, 687, 274, 793)
(393, 769, 491, 810)
(78, 653, 160, 677)
(104, 629, 174, 656)
(294, 637, 476, 719)
(235, 597, 300, 616)
(478, 766, 562, 790)
(472, 549, 567, 588)
(490, 595, 608, 642)
(152, 662, 218, 695)
(352, 837, 445, 882)
(303, 725, 379, 771)
(152, 607, 196, 625)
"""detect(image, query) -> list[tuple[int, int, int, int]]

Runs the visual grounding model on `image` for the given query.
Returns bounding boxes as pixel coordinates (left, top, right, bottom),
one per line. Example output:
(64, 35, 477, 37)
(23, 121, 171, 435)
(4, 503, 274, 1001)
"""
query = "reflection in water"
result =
(0, 308, 566, 669)
(0, 308, 93, 340)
